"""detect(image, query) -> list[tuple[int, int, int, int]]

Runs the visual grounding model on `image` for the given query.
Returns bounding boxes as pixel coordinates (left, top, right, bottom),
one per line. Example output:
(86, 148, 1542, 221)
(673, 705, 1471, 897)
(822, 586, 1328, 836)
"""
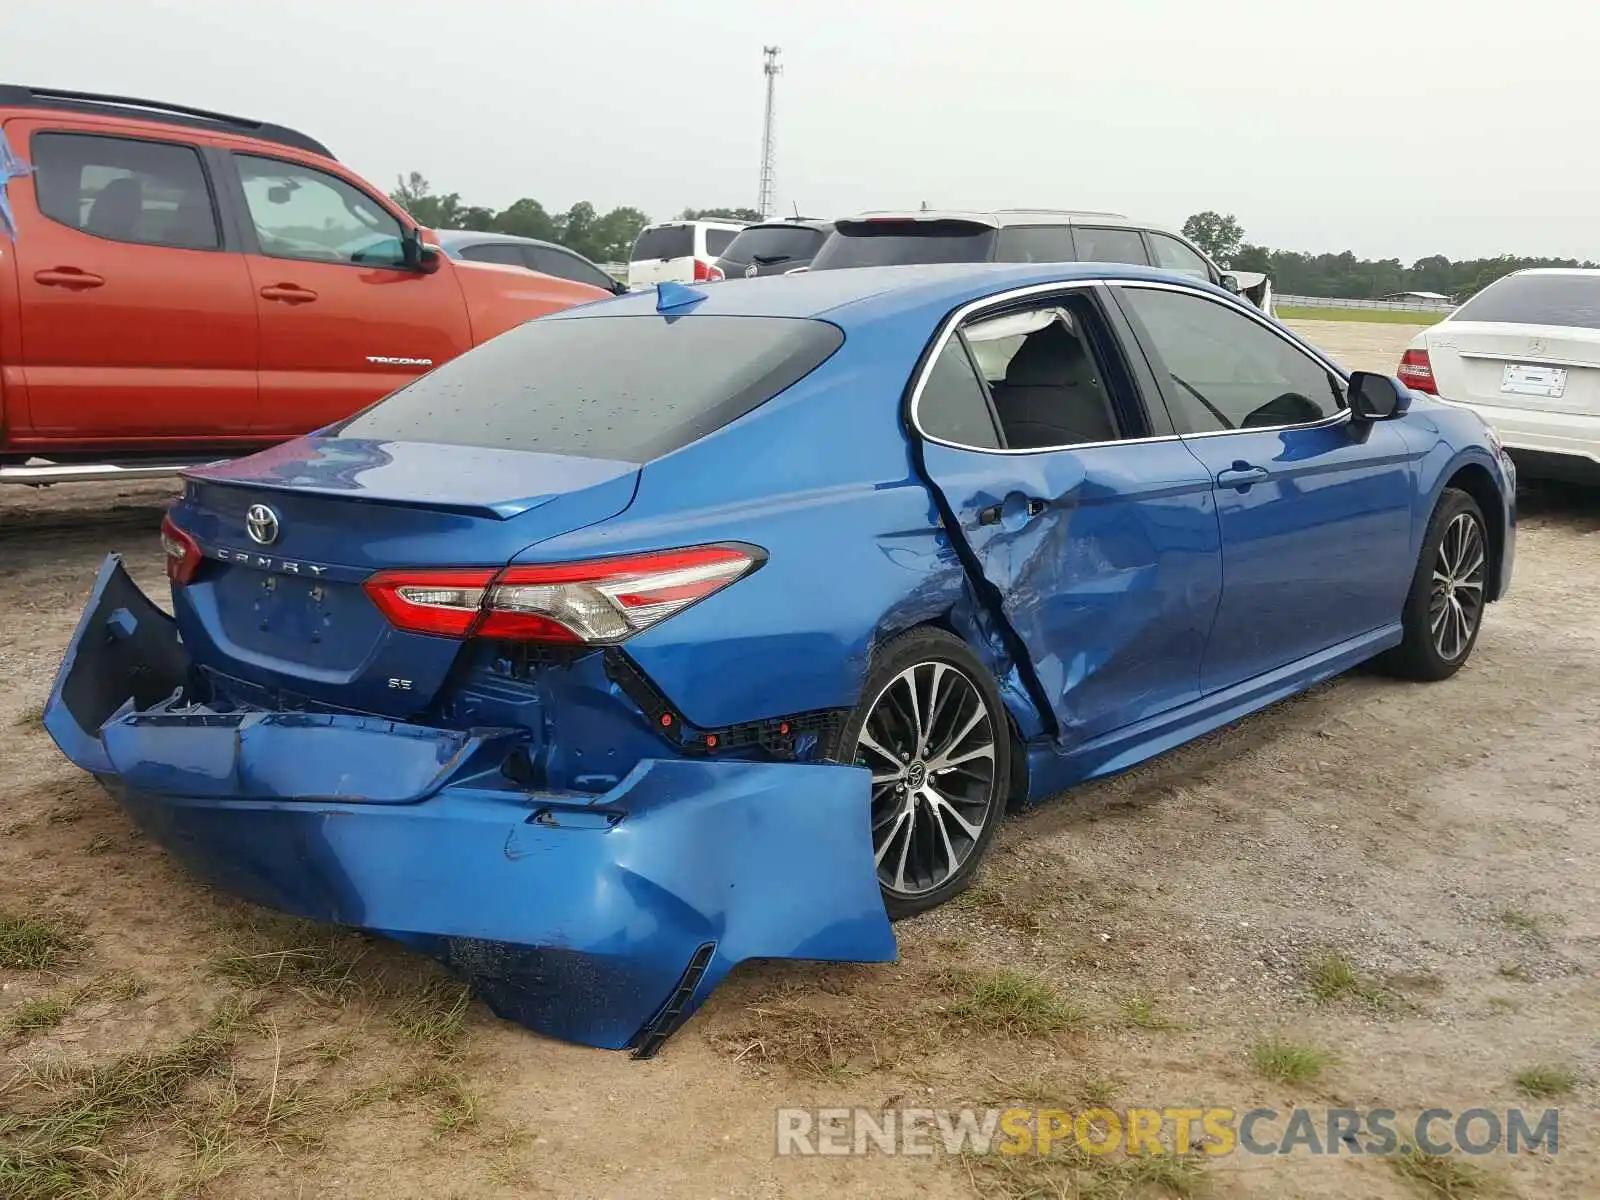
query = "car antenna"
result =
(655, 281, 708, 311)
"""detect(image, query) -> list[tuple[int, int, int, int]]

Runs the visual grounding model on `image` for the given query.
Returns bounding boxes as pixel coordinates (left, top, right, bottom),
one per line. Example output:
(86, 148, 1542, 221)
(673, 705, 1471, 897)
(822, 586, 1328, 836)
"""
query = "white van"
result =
(627, 220, 746, 288)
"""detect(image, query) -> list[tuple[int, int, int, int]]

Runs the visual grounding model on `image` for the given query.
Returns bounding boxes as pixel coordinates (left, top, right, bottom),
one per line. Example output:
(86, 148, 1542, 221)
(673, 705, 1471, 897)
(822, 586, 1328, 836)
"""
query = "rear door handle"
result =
(34, 268, 105, 290)
(259, 284, 319, 304)
(1216, 463, 1270, 490)
(977, 495, 1049, 527)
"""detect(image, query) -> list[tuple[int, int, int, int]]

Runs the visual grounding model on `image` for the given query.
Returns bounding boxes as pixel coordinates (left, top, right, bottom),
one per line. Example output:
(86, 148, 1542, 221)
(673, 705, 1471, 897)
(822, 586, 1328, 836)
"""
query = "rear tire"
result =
(1380, 487, 1489, 681)
(830, 628, 1011, 920)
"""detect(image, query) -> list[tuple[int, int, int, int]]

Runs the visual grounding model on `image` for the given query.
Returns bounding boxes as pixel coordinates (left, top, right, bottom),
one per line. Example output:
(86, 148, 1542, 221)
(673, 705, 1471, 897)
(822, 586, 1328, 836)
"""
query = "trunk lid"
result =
(1428, 322, 1600, 416)
(171, 436, 639, 717)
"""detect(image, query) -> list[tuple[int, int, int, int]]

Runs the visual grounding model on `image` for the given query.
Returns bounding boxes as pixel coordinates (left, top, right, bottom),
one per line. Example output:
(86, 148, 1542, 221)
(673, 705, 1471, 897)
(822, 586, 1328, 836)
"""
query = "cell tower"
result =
(757, 46, 781, 219)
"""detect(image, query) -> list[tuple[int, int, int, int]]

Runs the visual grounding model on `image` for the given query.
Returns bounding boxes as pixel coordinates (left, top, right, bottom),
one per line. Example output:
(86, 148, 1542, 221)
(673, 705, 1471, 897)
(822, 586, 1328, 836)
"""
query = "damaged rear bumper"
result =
(43, 556, 896, 1054)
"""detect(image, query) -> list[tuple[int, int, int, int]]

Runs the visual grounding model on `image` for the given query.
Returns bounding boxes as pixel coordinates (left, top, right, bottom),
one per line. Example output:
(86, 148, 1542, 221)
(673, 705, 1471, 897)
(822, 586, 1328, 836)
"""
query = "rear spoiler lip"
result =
(181, 475, 548, 520)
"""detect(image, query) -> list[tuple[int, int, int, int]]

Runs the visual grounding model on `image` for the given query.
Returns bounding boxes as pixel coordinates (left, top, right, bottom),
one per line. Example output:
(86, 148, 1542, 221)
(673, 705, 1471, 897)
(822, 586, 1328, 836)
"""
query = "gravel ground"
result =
(1, 321, 1596, 1199)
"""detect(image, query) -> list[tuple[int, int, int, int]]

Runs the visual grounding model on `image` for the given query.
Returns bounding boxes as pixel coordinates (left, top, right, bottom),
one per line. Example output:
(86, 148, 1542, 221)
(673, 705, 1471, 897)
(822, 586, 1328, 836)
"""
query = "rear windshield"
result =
(810, 220, 997, 269)
(1453, 273, 1600, 330)
(631, 225, 693, 261)
(333, 315, 844, 461)
(720, 224, 827, 265)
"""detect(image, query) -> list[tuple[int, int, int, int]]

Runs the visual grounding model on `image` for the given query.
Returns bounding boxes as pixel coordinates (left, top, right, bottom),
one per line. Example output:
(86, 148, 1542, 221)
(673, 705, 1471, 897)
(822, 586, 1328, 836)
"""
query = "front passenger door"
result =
(914, 287, 1223, 747)
(1113, 284, 1418, 693)
(228, 153, 473, 436)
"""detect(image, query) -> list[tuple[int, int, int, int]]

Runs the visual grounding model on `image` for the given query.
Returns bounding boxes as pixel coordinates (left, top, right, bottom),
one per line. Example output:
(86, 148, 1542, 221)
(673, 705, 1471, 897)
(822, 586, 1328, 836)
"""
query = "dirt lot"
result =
(2, 321, 1596, 1199)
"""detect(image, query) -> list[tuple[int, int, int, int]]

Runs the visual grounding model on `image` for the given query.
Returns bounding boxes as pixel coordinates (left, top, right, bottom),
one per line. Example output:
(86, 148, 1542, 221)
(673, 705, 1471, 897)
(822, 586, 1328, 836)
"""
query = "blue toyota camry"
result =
(45, 263, 1515, 1055)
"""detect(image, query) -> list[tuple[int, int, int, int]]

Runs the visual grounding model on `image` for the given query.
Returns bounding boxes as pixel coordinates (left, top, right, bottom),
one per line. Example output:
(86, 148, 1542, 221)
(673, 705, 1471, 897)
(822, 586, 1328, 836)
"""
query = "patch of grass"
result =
(1388, 1144, 1494, 1197)
(312, 1031, 360, 1065)
(1123, 995, 1177, 1031)
(0, 1000, 257, 1196)
(12, 699, 45, 730)
(1496, 962, 1533, 982)
(5, 973, 146, 1039)
(0, 915, 76, 972)
(401, 1067, 480, 1136)
(1079, 1076, 1118, 1108)
(1309, 952, 1391, 1009)
(953, 880, 1046, 935)
(713, 996, 896, 1082)
(1496, 908, 1553, 945)
(207, 920, 366, 1004)
(8, 997, 70, 1036)
(1513, 1064, 1578, 1099)
(389, 978, 472, 1052)
(1250, 1037, 1334, 1086)
(942, 969, 1084, 1037)
(963, 1145, 1209, 1199)
(1486, 996, 1520, 1015)
(1278, 306, 1446, 326)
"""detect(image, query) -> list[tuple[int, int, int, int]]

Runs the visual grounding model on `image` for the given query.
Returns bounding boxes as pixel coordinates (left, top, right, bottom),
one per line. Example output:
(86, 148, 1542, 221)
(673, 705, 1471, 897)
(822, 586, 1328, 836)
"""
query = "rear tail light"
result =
(1397, 348, 1437, 394)
(364, 545, 761, 644)
(160, 513, 202, 585)
(693, 259, 722, 282)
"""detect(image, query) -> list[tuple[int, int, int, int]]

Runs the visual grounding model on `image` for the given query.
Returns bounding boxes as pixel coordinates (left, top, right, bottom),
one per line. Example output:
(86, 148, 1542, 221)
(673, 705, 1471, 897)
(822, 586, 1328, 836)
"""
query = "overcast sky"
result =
(9, 0, 1597, 261)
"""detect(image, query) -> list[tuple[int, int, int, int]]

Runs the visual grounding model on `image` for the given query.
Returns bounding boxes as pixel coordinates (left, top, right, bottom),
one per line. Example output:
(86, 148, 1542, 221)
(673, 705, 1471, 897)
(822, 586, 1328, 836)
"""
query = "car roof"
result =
(554, 261, 1232, 327)
(433, 228, 573, 255)
(1502, 267, 1600, 277)
(842, 209, 1136, 229)
(0, 83, 332, 158)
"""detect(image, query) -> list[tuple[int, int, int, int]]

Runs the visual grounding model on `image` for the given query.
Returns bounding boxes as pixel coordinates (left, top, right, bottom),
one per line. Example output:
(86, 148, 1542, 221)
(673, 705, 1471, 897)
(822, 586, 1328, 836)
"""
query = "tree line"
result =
(388, 173, 759, 264)
(1181, 211, 1596, 301)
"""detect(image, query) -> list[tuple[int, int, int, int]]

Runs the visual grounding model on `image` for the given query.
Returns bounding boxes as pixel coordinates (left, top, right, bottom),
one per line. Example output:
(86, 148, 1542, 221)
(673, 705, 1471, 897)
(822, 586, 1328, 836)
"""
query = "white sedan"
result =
(1399, 268, 1600, 484)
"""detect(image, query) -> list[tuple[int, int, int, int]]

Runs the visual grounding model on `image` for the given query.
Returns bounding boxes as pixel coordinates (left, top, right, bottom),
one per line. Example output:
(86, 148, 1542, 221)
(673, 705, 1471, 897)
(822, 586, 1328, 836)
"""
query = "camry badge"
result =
(245, 504, 280, 546)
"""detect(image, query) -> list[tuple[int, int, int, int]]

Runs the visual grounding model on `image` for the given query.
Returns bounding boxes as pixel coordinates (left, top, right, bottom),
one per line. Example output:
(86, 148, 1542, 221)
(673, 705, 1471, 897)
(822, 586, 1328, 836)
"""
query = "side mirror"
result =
(1347, 371, 1409, 422)
(608, 279, 629, 295)
(401, 227, 442, 274)
(1220, 274, 1242, 294)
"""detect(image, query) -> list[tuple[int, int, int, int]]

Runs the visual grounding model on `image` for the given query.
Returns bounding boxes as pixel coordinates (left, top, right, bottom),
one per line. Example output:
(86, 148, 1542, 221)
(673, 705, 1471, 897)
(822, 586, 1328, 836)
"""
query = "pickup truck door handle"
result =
(259, 284, 319, 304)
(978, 495, 1049, 527)
(1216, 463, 1270, 490)
(34, 268, 105, 290)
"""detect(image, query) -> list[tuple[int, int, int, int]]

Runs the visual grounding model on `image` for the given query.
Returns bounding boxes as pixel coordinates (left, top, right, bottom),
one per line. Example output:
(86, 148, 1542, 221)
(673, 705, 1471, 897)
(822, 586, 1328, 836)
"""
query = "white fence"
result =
(1275, 294, 1455, 314)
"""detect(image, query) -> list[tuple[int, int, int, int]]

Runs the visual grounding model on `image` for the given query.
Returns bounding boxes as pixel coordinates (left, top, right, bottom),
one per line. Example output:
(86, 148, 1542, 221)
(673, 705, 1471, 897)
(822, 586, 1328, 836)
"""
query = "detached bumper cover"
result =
(44, 557, 896, 1053)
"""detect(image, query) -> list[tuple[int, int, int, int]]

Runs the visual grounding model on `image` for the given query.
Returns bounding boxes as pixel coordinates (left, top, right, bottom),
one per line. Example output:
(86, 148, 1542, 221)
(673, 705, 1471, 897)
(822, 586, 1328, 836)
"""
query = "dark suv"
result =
(808, 209, 1273, 313)
(714, 219, 834, 279)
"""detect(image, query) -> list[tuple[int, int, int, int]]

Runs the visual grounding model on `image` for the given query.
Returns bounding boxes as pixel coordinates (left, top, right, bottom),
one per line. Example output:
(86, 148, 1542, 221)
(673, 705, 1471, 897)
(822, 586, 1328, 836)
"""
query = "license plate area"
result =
(210, 569, 384, 673)
(1500, 362, 1567, 398)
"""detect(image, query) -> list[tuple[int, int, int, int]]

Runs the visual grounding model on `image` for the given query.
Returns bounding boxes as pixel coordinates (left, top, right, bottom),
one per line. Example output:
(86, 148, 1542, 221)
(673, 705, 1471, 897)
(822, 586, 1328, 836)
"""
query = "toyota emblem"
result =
(245, 504, 281, 546)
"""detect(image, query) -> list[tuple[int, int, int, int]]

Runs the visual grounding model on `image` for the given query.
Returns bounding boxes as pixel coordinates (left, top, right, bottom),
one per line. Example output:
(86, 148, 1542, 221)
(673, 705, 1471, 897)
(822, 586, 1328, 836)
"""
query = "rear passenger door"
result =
(913, 285, 1223, 747)
(9, 123, 257, 442)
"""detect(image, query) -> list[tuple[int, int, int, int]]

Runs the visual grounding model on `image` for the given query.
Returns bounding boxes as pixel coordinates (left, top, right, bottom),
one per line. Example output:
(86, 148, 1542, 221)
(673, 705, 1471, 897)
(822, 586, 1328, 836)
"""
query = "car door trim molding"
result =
(909, 277, 1350, 457)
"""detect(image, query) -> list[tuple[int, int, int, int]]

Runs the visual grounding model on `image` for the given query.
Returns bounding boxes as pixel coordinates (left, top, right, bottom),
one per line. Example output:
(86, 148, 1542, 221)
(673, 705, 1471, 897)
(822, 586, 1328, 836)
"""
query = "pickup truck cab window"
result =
(32, 132, 219, 250)
(233, 154, 406, 268)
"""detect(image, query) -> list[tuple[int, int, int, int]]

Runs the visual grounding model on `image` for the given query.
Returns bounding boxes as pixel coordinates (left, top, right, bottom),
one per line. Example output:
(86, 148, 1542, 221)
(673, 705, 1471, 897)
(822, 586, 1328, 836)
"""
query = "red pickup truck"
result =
(0, 86, 611, 485)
